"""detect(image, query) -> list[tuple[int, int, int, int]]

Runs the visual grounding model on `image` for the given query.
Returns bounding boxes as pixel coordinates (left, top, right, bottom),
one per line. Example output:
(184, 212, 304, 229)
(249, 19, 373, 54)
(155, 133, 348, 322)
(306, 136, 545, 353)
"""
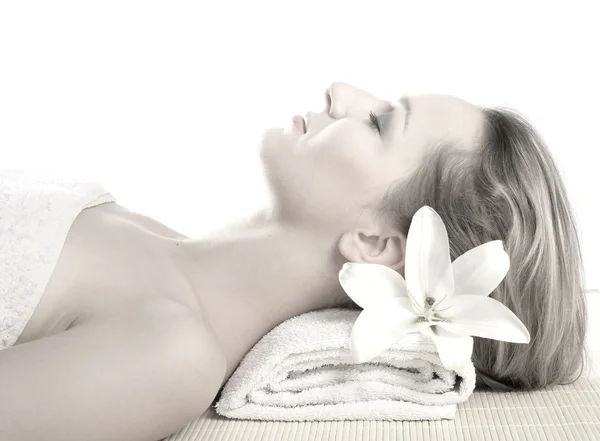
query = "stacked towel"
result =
(215, 308, 476, 421)
(0, 168, 116, 350)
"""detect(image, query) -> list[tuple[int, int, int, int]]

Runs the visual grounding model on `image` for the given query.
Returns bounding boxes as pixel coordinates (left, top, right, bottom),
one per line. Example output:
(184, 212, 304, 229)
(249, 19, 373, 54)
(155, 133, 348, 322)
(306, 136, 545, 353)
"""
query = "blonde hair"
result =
(339, 106, 589, 391)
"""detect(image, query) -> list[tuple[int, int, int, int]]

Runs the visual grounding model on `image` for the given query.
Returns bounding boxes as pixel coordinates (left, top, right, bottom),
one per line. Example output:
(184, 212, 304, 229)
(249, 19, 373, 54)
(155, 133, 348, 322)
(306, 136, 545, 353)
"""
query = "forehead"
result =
(387, 93, 485, 150)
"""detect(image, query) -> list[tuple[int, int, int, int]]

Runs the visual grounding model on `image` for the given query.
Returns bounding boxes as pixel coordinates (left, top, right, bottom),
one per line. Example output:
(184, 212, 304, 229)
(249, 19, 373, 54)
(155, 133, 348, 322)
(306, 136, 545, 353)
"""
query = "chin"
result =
(262, 126, 285, 141)
(260, 126, 297, 160)
(260, 126, 284, 144)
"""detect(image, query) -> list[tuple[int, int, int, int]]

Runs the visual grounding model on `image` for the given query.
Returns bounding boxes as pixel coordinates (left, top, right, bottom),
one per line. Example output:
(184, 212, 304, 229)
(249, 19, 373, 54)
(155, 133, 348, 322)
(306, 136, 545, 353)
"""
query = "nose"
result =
(324, 82, 390, 120)
(304, 83, 354, 133)
(304, 82, 388, 134)
(324, 87, 333, 114)
(305, 86, 332, 131)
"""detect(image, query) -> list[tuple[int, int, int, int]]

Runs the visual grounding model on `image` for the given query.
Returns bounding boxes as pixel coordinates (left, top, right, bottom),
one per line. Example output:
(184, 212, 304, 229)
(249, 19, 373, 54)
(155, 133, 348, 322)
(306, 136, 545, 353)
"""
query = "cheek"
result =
(310, 133, 377, 180)
(302, 138, 380, 205)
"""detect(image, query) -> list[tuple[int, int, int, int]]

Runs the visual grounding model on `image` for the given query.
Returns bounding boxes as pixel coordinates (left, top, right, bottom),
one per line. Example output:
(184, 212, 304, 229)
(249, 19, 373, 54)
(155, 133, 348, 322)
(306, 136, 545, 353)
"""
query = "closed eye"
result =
(368, 111, 382, 134)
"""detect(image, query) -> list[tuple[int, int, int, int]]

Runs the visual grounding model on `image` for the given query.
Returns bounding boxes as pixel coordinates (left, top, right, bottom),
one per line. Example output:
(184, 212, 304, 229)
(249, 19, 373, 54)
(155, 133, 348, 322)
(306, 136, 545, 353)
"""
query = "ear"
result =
(338, 226, 406, 271)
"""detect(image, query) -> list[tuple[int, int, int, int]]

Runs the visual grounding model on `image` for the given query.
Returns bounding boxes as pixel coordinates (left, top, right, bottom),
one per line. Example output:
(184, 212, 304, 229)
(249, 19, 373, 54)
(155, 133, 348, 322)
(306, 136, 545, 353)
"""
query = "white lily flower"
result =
(338, 205, 531, 371)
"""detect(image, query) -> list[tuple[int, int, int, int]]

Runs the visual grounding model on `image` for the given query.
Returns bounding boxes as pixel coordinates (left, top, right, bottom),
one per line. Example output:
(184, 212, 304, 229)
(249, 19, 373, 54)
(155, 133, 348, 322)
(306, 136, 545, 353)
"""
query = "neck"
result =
(170, 208, 348, 381)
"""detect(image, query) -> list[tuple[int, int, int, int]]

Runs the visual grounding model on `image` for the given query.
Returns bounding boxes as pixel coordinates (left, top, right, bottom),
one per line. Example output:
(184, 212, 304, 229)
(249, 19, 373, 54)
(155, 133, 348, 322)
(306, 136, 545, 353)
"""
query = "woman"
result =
(0, 82, 588, 441)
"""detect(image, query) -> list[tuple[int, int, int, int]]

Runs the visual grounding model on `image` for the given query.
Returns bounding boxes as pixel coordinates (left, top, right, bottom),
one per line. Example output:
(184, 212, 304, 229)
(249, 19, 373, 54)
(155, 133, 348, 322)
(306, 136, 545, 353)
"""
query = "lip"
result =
(292, 115, 307, 133)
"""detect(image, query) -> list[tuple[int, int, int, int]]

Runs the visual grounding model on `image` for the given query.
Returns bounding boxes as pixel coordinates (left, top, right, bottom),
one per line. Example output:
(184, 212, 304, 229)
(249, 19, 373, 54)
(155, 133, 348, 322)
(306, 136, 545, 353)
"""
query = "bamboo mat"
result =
(163, 292, 600, 441)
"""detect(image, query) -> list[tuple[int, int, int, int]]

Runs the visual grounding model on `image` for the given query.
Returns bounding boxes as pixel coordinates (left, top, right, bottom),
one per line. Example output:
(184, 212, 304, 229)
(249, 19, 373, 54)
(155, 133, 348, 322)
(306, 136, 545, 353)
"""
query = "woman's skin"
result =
(0, 82, 487, 441)
(172, 81, 486, 383)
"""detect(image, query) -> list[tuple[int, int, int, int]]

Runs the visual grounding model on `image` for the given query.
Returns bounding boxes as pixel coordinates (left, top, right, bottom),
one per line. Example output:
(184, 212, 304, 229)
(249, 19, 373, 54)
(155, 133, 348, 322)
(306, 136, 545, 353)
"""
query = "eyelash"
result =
(368, 111, 381, 134)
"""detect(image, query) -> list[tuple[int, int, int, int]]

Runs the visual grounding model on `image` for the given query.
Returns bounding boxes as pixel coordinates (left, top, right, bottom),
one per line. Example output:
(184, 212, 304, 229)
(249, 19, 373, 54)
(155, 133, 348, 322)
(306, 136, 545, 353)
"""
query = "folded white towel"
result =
(215, 308, 476, 421)
(0, 168, 116, 350)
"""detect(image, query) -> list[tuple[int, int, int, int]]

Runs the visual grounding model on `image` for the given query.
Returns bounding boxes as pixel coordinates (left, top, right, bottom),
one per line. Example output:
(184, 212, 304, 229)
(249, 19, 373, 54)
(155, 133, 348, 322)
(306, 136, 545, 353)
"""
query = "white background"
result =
(1, 1, 598, 289)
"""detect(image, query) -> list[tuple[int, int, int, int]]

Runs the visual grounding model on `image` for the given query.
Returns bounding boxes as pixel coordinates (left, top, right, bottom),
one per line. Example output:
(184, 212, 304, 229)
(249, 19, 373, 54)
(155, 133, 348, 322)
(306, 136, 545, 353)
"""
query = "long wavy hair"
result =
(336, 106, 589, 391)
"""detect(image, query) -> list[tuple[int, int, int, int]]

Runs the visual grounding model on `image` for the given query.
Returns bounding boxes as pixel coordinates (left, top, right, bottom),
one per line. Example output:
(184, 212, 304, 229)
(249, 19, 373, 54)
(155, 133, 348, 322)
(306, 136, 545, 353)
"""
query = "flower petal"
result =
(339, 262, 409, 309)
(405, 206, 454, 312)
(437, 295, 531, 343)
(349, 298, 419, 363)
(430, 326, 474, 371)
(416, 322, 436, 339)
(451, 240, 510, 298)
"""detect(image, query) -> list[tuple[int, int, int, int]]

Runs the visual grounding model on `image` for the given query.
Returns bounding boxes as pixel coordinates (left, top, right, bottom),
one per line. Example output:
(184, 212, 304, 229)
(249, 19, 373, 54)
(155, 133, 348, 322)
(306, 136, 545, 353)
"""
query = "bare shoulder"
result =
(72, 298, 228, 383)
(1, 298, 227, 439)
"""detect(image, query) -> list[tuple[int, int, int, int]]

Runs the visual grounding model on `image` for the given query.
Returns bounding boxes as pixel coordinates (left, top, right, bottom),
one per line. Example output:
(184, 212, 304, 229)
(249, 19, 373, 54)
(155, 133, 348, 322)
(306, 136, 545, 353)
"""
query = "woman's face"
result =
(259, 82, 485, 233)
